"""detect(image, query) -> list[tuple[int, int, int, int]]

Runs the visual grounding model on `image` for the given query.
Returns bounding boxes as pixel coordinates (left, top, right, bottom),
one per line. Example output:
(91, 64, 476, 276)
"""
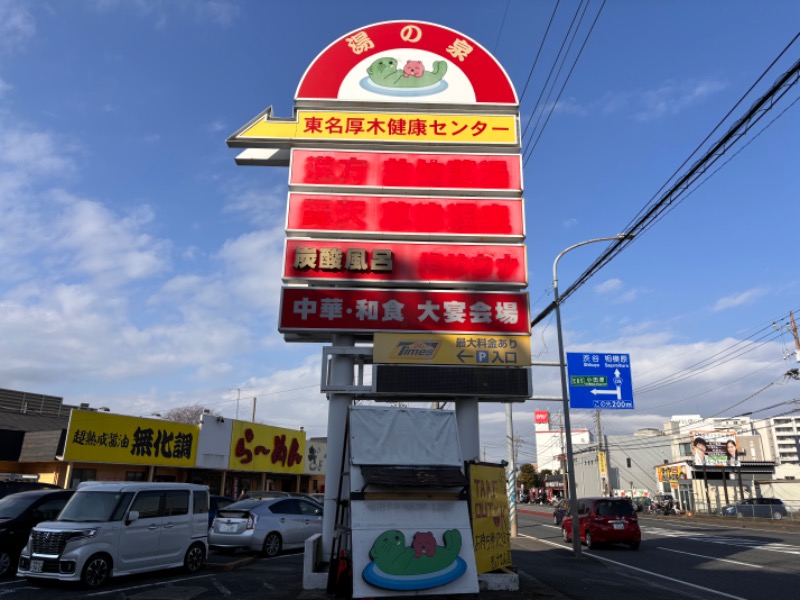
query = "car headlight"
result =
(66, 529, 99, 544)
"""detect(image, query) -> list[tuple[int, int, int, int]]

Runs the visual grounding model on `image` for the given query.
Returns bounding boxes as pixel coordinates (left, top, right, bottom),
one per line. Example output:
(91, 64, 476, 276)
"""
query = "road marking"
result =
(586, 553, 749, 600)
(85, 573, 214, 597)
(0, 581, 24, 587)
(212, 579, 232, 596)
(658, 546, 764, 568)
(517, 533, 749, 600)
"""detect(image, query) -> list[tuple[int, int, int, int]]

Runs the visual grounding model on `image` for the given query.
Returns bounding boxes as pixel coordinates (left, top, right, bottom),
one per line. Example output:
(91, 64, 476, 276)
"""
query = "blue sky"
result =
(1, 1, 798, 465)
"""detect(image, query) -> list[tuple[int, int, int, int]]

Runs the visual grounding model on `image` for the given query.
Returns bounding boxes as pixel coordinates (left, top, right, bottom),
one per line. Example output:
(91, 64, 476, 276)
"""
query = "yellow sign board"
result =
(63, 411, 199, 467)
(468, 463, 511, 573)
(598, 451, 608, 479)
(374, 333, 531, 367)
(233, 109, 518, 146)
(228, 420, 306, 474)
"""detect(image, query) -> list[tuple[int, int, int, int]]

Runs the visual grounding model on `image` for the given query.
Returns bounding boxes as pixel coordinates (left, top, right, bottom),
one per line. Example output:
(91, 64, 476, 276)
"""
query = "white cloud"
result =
(713, 288, 767, 311)
(0, 77, 12, 98)
(561, 218, 578, 229)
(223, 182, 286, 228)
(51, 191, 171, 284)
(0, 0, 36, 54)
(634, 78, 728, 122)
(594, 278, 623, 294)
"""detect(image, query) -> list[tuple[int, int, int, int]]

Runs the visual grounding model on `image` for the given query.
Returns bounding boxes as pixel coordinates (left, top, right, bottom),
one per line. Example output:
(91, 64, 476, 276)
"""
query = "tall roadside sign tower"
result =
(228, 20, 527, 596)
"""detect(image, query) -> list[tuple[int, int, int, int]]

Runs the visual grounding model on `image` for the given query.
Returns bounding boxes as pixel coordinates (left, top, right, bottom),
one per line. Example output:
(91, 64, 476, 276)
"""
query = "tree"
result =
(518, 464, 539, 490)
(163, 404, 219, 424)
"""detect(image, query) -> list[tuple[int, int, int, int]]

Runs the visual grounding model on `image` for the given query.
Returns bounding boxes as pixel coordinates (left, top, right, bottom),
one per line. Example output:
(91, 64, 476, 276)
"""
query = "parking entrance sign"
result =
(566, 353, 634, 410)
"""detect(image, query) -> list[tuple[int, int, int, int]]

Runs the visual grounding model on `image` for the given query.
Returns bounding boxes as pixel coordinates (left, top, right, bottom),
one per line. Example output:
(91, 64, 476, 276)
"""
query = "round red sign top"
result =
(295, 20, 518, 106)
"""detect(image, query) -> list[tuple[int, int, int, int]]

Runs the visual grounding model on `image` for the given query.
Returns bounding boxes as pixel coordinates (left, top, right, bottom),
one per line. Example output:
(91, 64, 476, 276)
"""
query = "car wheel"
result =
(628, 542, 640, 551)
(561, 527, 570, 543)
(184, 543, 205, 573)
(585, 531, 594, 549)
(0, 550, 14, 578)
(81, 554, 111, 588)
(262, 532, 282, 557)
(773, 512, 783, 520)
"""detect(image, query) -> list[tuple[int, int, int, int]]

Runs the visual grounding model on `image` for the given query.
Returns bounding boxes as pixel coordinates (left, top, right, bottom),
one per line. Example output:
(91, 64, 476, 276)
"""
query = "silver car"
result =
(209, 497, 322, 557)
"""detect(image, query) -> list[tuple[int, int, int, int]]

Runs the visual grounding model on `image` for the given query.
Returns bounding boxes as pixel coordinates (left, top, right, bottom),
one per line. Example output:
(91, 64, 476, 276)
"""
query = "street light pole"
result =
(553, 234, 630, 558)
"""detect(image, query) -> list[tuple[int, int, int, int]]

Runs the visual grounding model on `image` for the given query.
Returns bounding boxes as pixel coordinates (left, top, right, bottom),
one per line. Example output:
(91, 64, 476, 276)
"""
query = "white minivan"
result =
(17, 482, 209, 587)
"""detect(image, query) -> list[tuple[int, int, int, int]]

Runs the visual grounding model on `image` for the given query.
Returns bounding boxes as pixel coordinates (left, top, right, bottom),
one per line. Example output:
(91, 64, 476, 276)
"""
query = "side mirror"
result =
(126, 510, 140, 525)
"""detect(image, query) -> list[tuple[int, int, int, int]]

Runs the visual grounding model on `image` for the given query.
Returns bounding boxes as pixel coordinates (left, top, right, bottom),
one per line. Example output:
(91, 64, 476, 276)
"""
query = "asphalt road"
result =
(3, 512, 798, 599)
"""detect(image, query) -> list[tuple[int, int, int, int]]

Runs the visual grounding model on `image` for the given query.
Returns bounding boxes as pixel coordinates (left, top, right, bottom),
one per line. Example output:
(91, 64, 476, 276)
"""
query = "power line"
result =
(517, 0, 561, 103)
(530, 46, 800, 328)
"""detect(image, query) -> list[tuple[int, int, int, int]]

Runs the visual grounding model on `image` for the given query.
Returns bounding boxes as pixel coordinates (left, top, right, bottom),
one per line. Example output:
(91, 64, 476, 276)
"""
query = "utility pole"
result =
(505, 403, 518, 537)
(558, 411, 567, 499)
(251, 397, 257, 422)
(791, 311, 800, 363)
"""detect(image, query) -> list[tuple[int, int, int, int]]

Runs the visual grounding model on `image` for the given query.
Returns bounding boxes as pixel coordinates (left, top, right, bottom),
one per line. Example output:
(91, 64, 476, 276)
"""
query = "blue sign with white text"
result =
(566, 352, 634, 410)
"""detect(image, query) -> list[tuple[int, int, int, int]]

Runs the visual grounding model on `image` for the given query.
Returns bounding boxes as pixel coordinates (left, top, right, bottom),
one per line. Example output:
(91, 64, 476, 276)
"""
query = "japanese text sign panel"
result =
(284, 239, 526, 287)
(228, 420, 306, 474)
(374, 333, 531, 367)
(566, 352, 634, 410)
(280, 287, 530, 335)
(63, 411, 199, 467)
(286, 193, 524, 241)
(234, 110, 518, 147)
(468, 463, 512, 574)
(290, 149, 522, 194)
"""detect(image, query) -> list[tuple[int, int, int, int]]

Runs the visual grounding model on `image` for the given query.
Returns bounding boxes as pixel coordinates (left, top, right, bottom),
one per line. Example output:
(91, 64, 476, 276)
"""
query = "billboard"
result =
(373, 333, 530, 367)
(63, 411, 198, 468)
(534, 411, 549, 425)
(286, 193, 525, 241)
(283, 239, 526, 287)
(691, 431, 739, 467)
(290, 149, 522, 193)
(279, 287, 530, 336)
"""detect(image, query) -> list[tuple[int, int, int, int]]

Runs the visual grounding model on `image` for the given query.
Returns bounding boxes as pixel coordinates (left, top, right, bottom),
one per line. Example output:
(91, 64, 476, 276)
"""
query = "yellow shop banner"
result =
(228, 420, 306, 474)
(63, 411, 199, 467)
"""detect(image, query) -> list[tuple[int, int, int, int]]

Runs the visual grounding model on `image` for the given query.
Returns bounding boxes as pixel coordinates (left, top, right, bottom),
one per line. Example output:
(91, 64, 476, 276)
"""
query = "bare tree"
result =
(163, 404, 218, 424)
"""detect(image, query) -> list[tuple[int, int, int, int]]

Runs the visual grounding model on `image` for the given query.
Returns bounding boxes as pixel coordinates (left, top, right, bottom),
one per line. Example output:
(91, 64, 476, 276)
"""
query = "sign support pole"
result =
(322, 334, 355, 559)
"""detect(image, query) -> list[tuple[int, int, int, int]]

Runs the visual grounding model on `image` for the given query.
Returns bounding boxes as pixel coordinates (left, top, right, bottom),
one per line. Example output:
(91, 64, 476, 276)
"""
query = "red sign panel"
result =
(279, 287, 530, 335)
(284, 239, 526, 287)
(534, 411, 549, 424)
(286, 193, 524, 240)
(290, 149, 522, 193)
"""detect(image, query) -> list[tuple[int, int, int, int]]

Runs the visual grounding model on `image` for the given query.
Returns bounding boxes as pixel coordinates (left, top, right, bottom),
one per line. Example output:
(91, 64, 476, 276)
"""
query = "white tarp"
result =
(349, 406, 462, 466)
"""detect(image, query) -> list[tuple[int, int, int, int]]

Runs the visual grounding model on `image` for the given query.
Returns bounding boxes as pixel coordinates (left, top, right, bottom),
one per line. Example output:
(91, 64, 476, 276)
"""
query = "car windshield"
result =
(595, 501, 634, 517)
(58, 491, 134, 522)
(0, 494, 38, 518)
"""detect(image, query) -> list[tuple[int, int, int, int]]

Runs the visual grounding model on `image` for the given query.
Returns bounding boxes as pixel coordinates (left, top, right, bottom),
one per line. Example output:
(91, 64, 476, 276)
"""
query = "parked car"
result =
(561, 497, 641, 550)
(209, 497, 323, 557)
(239, 490, 291, 500)
(17, 482, 209, 588)
(721, 498, 788, 520)
(209, 495, 235, 529)
(0, 489, 74, 577)
(0, 480, 60, 501)
(310, 493, 324, 505)
(552, 499, 570, 525)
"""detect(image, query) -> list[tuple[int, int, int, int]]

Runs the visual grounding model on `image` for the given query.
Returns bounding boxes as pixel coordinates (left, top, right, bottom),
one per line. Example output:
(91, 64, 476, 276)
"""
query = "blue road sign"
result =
(566, 352, 634, 410)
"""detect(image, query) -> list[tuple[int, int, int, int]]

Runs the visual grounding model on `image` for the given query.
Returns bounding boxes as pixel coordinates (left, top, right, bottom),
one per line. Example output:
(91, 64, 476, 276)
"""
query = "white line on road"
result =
(212, 579, 232, 596)
(658, 546, 764, 568)
(517, 533, 749, 600)
(85, 573, 215, 597)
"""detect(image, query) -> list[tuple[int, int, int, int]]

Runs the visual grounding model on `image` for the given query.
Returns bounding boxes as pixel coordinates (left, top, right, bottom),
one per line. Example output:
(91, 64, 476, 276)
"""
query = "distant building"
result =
(533, 409, 592, 473)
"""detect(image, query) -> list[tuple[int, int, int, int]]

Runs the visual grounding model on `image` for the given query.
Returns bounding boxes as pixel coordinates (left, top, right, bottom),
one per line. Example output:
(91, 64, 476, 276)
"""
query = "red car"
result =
(561, 497, 641, 550)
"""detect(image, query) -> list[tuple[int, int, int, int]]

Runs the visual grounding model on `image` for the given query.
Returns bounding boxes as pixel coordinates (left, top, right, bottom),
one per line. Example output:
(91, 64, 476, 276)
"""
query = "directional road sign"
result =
(566, 352, 634, 410)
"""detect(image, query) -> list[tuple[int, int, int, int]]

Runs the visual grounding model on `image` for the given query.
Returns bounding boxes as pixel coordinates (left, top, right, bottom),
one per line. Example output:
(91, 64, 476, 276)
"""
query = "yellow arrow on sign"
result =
(228, 108, 519, 148)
